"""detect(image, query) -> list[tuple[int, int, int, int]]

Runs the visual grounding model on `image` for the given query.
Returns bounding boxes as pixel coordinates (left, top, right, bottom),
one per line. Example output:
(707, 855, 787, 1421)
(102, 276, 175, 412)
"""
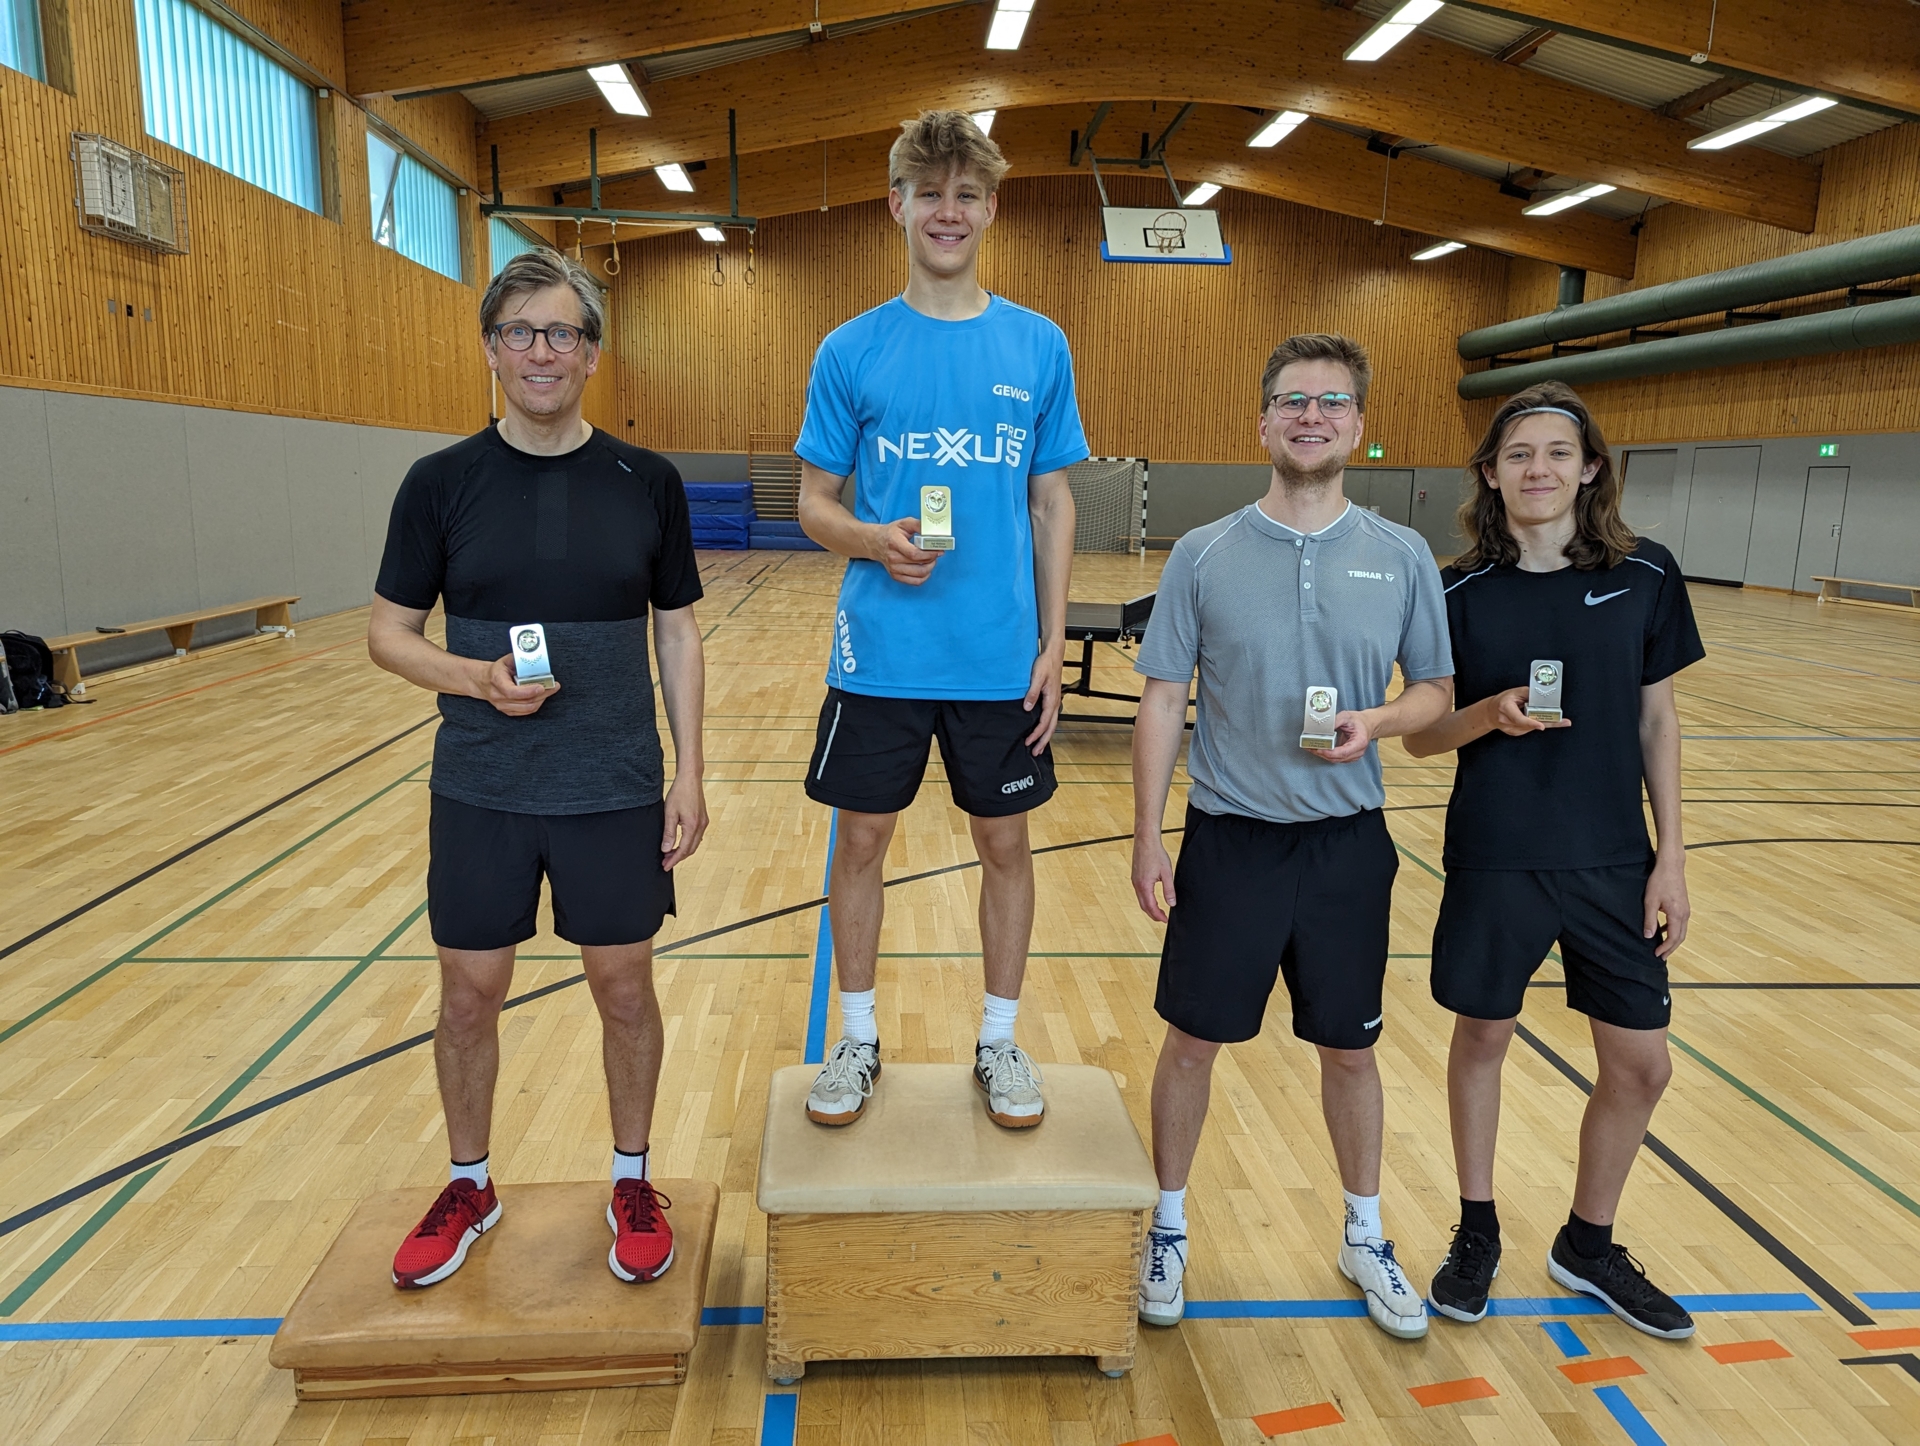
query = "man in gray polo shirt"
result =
(1129, 333, 1453, 1339)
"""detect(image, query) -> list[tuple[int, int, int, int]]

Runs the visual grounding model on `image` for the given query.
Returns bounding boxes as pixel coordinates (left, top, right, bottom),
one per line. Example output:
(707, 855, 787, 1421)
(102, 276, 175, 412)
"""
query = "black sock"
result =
(1565, 1210, 1612, 1260)
(1460, 1197, 1499, 1241)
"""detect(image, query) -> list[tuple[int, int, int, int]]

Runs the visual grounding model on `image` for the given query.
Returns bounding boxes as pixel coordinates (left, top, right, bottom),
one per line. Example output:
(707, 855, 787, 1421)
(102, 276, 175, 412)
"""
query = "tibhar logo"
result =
(835, 609, 857, 675)
(1347, 570, 1386, 580)
(1000, 774, 1036, 795)
(876, 424, 1027, 468)
(992, 383, 1031, 401)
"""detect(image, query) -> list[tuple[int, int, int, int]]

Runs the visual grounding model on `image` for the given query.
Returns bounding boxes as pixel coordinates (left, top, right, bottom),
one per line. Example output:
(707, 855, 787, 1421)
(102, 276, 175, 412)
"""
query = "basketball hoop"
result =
(1145, 211, 1188, 254)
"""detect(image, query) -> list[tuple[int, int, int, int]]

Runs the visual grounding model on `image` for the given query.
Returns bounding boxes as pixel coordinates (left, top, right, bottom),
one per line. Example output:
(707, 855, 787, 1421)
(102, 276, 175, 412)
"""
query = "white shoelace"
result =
(983, 1042, 1043, 1095)
(815, 1040, 876, 1098)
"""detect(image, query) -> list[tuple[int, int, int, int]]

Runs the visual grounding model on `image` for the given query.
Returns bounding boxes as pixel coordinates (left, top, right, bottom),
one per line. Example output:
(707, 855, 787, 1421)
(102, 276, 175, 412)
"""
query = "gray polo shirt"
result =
(1135, 500, 1452, 824)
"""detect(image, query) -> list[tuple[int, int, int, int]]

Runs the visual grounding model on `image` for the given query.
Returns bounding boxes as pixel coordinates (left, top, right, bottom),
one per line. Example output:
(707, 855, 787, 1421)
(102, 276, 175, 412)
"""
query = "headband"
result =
(1506, 405, 1583, 425)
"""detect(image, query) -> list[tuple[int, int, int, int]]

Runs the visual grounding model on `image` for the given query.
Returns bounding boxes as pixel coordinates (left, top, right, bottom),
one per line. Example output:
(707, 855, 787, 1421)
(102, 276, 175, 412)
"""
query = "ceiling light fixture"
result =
(587, 63, 648, 117)
(1345, 0, 1444, 62)
(696, 226, 725, 242)
(971, 109, 997, 135)
(984, 0, 1033, 50)
(656, 163, 694, 192)
(1412, 240, 1465, 259)
(1247, 110, 1309, 148)
(1182, 182, 1221, 206)
(1688, 93, 1838, 151)
(1522, 181, 1616, 216)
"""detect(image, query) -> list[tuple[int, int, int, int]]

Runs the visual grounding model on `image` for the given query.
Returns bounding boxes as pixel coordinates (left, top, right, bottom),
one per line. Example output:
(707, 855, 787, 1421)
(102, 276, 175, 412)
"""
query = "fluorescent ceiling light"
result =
(696, 226, 725, 242)
(971, 109, 997, 136)
(1412, 240, 1465, 260)
(656, 163, 694, 192)
(587, 63, 648, 117)
(1182, 182, 1221, 206)
(1247, 110, 1308, 148)
(1688, 94, 1838, 150)
(1345, 0, 1444, 62)
(984, 0, 1032, 50)
(1522, 182, 1616, 216)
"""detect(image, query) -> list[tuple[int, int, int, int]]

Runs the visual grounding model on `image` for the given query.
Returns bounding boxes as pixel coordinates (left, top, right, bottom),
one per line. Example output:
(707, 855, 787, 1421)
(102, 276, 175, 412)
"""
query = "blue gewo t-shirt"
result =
(795, 295, 1090, 700)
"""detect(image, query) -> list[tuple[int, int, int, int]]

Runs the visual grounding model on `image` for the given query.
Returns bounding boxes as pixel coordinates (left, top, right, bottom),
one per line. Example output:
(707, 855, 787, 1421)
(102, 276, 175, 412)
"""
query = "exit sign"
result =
(1819, 443, 1839, 457)
(1366, 443, 1385, 459)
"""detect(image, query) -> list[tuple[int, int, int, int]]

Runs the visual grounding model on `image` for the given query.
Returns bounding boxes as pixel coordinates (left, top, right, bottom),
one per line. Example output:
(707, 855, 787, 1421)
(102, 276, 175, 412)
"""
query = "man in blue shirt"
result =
(795, 110, 1088, 1131)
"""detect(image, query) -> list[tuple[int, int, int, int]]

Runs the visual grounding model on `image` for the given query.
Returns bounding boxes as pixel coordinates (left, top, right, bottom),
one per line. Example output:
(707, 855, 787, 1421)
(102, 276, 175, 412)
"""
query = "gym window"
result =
(488, 215, 544, 277)
(134, 0, 320, 213)
(367, 129, 462, 281)
(1, 0, 44, 80)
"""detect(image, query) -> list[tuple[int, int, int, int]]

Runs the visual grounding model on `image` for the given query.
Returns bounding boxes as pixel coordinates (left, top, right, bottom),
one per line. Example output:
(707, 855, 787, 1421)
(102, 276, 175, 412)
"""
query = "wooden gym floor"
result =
(4, 550, 1920, 1444)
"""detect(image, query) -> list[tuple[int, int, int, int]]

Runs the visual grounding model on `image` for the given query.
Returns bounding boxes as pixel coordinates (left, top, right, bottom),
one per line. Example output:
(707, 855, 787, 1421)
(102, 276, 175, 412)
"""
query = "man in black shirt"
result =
(1406, 381, 1704, 1339)
(369, 250, 707, 1289)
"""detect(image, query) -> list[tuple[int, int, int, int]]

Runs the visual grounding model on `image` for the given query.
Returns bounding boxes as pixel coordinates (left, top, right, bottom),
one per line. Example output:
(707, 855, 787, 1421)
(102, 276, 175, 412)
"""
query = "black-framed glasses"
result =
(491, 322, 587, 353)
(1267, 391, 1355, 419)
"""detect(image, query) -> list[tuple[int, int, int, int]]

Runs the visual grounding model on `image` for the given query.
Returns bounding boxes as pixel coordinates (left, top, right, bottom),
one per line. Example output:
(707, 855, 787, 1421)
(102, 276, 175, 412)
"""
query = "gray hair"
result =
(479, 247, 605, 344)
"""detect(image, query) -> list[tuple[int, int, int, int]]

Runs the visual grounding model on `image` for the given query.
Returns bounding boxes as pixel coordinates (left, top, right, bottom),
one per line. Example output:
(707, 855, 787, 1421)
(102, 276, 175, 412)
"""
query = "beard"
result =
(1274, 449, 1346, 491)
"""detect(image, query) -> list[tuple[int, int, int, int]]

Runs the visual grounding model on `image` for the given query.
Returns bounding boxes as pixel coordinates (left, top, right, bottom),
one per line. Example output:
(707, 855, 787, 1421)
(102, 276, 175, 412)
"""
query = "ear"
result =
(1579, 454, 1603, 486)
(983, 189, 999, 225)
(887, 185, 907, 224)
(582, 339, 600, 378)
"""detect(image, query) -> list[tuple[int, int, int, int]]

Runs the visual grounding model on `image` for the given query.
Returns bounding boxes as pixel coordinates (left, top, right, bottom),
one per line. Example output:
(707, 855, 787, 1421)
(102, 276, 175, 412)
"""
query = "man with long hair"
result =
(1406, 380, 1703, 1338)
(795, 111, 1086, 1129)
(1131, 334, 1453, 1338)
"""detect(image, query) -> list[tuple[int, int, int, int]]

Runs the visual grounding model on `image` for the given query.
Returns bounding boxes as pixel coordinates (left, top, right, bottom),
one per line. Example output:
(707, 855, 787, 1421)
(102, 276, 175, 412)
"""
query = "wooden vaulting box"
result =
(757, 1063, 1159, 1383)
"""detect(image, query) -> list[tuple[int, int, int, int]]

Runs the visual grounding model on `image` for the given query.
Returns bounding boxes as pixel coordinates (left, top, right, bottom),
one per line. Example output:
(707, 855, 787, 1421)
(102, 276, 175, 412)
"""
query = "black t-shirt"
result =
(1438, 538, 1703, 871)
(375, 424, 702, 815)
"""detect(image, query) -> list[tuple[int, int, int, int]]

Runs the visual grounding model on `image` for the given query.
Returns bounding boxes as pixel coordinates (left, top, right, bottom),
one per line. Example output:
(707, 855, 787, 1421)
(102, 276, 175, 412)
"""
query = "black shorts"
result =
(1156, 804, 1399, 1050)
(1430, 863, 1670, 1030)
(427, 794, 676, 951)
(803, 687, 1057, 817)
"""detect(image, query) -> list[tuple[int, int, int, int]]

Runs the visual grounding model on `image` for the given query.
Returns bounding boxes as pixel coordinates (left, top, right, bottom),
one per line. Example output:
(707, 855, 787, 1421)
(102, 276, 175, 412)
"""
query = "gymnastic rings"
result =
(711, 250, 725, 287)
(573, 218, 584, 260)
(604, 219, 621, 276)
(744, 230, 757, 288)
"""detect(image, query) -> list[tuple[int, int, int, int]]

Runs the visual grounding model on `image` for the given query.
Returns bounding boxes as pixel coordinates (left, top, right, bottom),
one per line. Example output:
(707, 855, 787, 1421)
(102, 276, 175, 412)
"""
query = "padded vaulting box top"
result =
(757, 1064, 1157, 1214)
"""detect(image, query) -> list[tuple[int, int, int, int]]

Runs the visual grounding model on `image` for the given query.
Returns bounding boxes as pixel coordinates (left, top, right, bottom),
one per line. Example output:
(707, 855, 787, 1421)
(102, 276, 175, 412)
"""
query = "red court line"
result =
(1705, 1339, 1792, 1364)
(1252, 1402, 1343, 1435)
(1119, 1436, 1180, 1446)
(1849, 1327, 1920, 1349)
(1408, 1377, 1498, 1407)
(0, 639, 363, 757)
(1559, 1356, 1645, 1384)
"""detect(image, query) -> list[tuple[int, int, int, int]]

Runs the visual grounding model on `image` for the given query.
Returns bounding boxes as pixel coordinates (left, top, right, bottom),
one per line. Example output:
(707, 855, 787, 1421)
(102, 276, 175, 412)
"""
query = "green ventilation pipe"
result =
(1457, 223, 1920, 361)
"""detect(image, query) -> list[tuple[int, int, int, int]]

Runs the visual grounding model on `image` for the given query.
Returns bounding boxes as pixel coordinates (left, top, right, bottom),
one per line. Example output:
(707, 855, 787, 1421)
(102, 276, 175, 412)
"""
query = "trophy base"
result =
(517, 674, 558, 691)
(1299, 733, 1337, 750)
(911, 534, 955, 552)
(1526, 707, 1561, 722)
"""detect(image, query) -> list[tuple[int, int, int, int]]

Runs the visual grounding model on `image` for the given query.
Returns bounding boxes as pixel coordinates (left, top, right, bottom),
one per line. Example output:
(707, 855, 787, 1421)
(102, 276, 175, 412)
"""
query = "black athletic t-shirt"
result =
(1438, 538, 1703, 871)
(375, 424, 702, 815)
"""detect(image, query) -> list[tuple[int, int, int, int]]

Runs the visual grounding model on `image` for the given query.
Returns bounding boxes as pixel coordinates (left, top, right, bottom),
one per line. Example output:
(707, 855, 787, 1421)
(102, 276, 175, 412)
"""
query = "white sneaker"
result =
(1138, 1225, 1188, 1326)
(973, 1040, 1045, 1127)
(1338, 1234, 1429, 1339)
(806, 1038, 880, 1125)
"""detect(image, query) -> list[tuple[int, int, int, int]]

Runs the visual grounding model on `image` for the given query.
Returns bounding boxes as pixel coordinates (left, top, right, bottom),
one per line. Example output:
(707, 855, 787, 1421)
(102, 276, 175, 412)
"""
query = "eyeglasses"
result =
(491, 322, 588, 353)
(1267, 391, 1355, 419)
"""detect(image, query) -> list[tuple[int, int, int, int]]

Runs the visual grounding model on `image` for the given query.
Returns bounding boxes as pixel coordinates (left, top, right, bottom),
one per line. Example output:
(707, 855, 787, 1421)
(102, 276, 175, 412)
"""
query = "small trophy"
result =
(510, 623, 557, 689)
(1300, 685, 1338, 750)
(912, 485, 955, 551)
(1526, 659, 1563, 722)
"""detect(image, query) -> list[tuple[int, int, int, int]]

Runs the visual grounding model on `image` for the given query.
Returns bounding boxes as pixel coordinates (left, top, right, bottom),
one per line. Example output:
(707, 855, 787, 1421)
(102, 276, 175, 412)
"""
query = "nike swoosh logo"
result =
(1585, 589, 1630, 606)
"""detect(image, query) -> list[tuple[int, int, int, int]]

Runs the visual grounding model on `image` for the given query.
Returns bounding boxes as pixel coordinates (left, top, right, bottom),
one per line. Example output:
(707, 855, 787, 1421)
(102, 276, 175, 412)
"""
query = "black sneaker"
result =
(1428, 1225, 1501, 1323)
(1548, 1228, 1695, 1339)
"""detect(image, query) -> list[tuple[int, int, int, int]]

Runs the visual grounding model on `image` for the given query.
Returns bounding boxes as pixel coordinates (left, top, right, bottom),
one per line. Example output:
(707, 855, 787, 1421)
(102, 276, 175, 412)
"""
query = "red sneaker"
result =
(607, 1179, 675, 1282)
(392, 1178, 501, 1288)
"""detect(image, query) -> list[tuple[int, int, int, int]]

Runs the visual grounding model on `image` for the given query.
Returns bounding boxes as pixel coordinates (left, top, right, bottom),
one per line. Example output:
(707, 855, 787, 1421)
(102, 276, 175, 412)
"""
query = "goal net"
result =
(1067, 457, 1147, 553)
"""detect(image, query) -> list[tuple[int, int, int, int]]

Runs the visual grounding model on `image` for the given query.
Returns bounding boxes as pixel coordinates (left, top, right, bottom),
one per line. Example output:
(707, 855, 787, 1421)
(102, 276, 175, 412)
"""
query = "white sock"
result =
(979, 991, 1020, 1047)
(840, 988, 879, 1045)
(1343, 1190, 1382, 1244)
(1155, 1188, 1188, 1233)
(451, 1154, 489, 1188)
(612, 1147, 650, 1184)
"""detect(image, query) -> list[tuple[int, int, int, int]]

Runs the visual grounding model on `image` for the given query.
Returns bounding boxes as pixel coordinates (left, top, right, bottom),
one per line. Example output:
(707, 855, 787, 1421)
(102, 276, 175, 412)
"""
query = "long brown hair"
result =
(1453, 381, 1637, 572)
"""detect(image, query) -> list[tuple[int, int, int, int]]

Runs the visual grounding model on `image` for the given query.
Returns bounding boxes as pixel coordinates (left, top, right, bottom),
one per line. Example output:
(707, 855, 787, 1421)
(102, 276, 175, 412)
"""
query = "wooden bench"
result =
(44, 595, 298, 696)
(1811, 575, 1920, 613)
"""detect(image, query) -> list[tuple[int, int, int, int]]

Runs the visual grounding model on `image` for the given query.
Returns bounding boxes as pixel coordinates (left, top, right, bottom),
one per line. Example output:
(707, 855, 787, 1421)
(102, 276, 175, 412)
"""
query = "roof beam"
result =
(343, 0, 960, 97)
(1655, 73, 1748, 121)
(477, 0, 1818, 231)
(1494, 27, 1556, 65)
(1457, 0, 1920, 116)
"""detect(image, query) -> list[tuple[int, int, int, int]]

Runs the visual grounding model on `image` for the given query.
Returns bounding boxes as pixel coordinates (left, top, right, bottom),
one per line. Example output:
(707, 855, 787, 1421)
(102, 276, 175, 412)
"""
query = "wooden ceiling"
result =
(338, 0, 1920, 276)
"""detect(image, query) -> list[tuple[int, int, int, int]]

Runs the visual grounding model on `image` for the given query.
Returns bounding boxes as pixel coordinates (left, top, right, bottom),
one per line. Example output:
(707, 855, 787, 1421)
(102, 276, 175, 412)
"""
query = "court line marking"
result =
(0, 717, 434, 970)
(1183, 1294, 1813, 1319)
(1593, 1384, 1668, 1445)
(760, 1390, 799, 1446)
(805, 810, 837, 1066)
(1860, 1293, 1920, 1309)
(0, 1167, 164, 1318)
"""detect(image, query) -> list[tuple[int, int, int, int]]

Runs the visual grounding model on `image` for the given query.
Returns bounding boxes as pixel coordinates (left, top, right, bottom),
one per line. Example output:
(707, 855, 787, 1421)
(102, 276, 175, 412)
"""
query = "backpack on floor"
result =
(1, 631, 66, 710)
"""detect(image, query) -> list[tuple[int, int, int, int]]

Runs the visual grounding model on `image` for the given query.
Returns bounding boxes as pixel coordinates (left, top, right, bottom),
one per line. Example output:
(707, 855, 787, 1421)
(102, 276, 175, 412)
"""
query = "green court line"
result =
(0, 1166, 166, 1317)
(1393, 843, 1446, 882)
(1667, 1035, 1920, 1222)
(0, 763, 431, 1048)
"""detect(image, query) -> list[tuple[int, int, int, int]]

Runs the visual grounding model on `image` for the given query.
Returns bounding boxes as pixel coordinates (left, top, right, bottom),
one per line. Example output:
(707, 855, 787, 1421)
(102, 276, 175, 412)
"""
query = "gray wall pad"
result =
(1147, 463, 1467, 561)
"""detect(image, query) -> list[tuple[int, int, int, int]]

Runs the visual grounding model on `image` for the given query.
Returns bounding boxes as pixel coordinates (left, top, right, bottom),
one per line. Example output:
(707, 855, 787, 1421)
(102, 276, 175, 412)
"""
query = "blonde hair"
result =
(888, 110, 1010, 193)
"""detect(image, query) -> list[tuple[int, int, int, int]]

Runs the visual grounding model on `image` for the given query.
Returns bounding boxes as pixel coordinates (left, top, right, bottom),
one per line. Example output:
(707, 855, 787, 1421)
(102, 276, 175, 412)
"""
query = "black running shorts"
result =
(427, 794, 676, 951)
(803, 687, 1057, 817)
(1430, 863, 1670, 1030)
(1155, 804, 1399, 1050)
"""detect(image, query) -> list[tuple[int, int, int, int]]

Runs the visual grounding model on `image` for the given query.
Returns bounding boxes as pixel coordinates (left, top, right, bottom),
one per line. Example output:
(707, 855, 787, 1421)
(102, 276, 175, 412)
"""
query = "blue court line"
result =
(760, 1390, 799, 1446)
(1184, 1293, 1814, 1319)
(1, 1306, 769, 1342)
(1858, 1293, 1920, 1309)
(804, 809, 838, 1066)
(1541, 1320, 1590, 1357)
(703, 1305, 765, 1325)
(1594, 1384, 1668, 1445)
(1682, 734, 1920, 742)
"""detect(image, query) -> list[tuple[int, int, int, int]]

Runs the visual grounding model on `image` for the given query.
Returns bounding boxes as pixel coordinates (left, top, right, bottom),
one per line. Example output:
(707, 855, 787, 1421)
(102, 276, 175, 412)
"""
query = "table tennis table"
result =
(1060, 593, 1183, 726)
